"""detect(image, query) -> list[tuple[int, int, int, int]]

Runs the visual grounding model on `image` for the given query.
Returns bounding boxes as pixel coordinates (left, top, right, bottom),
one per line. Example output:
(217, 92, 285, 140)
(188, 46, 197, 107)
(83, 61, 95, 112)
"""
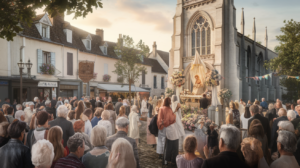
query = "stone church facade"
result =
(168, 0, 283, 102)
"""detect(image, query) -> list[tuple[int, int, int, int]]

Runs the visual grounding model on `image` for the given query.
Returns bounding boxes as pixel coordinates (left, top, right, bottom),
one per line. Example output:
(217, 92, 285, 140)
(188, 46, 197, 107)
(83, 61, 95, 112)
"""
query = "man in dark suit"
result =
(51, 97, 57, 110)
(248, 104, 271, 145)
(200, 94, 209, 109)
(89, 97, 96, 111)
(270, 108, 288, 154)
(292, 105, 300, 128)
(45, 100, 55, 119)
(49, 105, 75, 147)
(202, 125, 249, 168)
(106, 117, 140, 168)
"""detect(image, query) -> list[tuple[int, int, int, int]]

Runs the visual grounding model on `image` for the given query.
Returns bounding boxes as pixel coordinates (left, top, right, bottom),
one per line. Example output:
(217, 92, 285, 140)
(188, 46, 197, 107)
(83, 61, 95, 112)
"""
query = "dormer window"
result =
(82, 34, 92, 50)
(115, 50, 121, 58)
(100, 42, 108, 55)
(42, 27, 47, 38)
(86, 40, 91, 49)
(34, 13, 52, 39)
(63, 22, 73, 43)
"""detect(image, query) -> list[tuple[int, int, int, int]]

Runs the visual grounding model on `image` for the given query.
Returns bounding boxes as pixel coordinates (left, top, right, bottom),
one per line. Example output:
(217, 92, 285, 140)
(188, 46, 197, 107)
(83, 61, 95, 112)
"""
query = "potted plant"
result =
(40, 63, 55, 75)
(103, 74, 111, 82)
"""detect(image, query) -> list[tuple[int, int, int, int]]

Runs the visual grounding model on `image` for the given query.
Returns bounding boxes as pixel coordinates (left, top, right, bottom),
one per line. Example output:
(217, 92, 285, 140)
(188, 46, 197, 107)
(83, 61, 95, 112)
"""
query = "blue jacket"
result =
(91, 116, 101, 128)
(260, 101, 268, 109)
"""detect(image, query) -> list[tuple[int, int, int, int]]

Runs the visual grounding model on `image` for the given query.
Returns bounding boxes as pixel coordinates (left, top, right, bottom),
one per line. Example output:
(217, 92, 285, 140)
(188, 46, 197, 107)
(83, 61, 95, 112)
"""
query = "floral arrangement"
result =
(40, 63, 55, 75)
(103, 74, 111, 82)
(171, 70, 185, 87)
(181, 105, 207, 131)
(206, 69, 222, 86)
(117, 76, 124, 83)
(165, 88, 174, 97)
(218, 88, 232, 99)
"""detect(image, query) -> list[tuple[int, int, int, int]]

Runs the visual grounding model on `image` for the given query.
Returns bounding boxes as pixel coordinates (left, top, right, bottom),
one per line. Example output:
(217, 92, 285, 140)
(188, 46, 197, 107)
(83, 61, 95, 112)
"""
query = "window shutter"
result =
(37, 49, 43, 73)
(161, 77, 164, 89)
(154, 76, 157, 88)
(51, 52, 55, 67)
(67, 53, 73, 75)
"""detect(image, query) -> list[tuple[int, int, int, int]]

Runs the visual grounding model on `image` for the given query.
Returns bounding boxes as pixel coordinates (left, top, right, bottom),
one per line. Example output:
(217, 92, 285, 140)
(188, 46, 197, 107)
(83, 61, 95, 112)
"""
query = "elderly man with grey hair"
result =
(45, 100, 55, 119)
(202, 124, 249, 168)
(270, 130, 298, 168)
(15, 104, 25, 121)
(54, 133, 85, 168)
(271, 108, 288, 154)
(49, 105, 74, 147)
(106, 117, 140, 168)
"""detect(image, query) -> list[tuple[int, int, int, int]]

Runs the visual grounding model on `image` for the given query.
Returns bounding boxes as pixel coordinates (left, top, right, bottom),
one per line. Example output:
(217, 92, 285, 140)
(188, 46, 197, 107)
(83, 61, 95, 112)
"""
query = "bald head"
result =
(297, 99, 300, 105)
(278, 108, 287, 117)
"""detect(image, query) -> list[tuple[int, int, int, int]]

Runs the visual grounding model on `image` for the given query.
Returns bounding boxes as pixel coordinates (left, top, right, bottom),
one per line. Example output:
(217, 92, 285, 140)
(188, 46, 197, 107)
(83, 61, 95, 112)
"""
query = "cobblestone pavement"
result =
(138, 120, 177, 168)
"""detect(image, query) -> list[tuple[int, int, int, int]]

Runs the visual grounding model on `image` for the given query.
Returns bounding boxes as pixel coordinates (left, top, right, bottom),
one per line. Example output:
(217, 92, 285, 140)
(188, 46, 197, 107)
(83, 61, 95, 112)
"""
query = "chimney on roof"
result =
(118, 34, 123, 46)
(153, 41, 157, 58)
(96, 29, 104, 42)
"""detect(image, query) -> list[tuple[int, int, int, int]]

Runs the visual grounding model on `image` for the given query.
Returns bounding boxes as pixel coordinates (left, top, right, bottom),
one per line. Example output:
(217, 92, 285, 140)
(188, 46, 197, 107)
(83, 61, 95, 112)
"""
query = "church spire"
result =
(252, 17, 256, 41)
(265, 27, 268, 48)
(241, 8, 245, 35)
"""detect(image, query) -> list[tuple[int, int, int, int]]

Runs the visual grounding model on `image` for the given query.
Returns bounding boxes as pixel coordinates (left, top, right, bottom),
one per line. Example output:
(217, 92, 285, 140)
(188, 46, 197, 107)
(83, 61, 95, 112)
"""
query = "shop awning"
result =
(97, 84, 150, 92)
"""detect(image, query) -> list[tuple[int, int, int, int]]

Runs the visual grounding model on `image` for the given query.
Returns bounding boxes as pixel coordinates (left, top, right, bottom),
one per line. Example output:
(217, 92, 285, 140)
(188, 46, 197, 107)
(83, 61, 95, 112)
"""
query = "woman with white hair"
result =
(270, 130, 298, 168)
(171, 95, 185, 152)
(98, 110, 112, 137)
(33, 97, 41, 109)
(82, 125, 110, 168)
(64, 99, 72, 111)
(128, 105, 141, 146)
(278, 120, 294, 132)
(31, 139, 54, 168)
(107, 138, 136, 168)
(287, 110, 297, 121)
(24, 102, 36, 125)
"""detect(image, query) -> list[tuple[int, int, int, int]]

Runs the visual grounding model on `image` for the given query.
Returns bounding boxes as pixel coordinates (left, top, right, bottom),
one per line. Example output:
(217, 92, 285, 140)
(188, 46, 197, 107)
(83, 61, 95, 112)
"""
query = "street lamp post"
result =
(17, 60, 25, 104)
(17, 59, 32, 104)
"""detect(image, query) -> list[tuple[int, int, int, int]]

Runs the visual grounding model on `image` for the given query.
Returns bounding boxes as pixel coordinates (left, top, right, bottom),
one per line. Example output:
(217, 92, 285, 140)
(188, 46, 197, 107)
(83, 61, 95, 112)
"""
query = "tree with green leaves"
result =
(0, 0, 103, 41)
(265, 19, 300, 101)
(113, 35, 150, 103)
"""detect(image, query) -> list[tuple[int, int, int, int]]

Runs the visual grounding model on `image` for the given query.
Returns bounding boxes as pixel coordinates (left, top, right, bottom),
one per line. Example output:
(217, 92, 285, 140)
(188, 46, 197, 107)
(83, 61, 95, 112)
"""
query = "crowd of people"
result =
(1, 94, 300, 168)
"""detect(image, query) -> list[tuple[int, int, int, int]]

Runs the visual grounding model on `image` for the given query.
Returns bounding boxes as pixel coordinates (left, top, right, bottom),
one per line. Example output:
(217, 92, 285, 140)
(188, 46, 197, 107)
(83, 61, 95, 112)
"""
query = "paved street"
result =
(138, 120, 177, 168)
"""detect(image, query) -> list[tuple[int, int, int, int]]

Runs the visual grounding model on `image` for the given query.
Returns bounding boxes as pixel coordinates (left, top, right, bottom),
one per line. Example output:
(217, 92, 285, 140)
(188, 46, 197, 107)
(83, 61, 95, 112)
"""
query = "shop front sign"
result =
(38, 81, 58, 87)
(79, 61, 94, 83)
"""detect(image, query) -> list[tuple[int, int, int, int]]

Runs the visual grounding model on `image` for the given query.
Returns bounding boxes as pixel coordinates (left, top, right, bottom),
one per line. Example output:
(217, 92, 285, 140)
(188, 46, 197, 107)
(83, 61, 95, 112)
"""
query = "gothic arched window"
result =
(257, 53, 264, 85)
(191, 16, 211, 56)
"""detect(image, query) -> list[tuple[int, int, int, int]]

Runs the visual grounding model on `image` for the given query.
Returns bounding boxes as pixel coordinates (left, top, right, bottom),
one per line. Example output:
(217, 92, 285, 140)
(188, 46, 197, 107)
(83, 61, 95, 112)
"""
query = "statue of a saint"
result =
(192, 75, 204, 95)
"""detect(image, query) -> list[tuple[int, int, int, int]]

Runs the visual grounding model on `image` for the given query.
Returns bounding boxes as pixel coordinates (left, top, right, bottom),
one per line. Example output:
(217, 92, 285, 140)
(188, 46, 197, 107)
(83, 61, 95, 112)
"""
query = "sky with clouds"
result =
(41, 0, 300, 52)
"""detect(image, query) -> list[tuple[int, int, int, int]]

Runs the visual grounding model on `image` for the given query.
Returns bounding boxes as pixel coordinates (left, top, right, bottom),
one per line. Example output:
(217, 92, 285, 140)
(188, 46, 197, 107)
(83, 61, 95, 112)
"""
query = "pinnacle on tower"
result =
(265, 27, 268, 48)
(241, 8, 245, 35)
(252, 17, 256, 41)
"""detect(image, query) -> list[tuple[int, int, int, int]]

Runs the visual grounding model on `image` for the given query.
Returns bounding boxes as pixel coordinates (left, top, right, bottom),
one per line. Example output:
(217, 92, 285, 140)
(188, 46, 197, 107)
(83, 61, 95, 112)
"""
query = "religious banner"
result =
(79, 61, 95, 83)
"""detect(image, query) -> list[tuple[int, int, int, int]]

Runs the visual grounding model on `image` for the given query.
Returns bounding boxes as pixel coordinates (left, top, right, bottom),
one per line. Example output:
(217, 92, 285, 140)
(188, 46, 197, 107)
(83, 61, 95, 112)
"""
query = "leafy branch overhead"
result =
(264, 19, 300, 76)
(0, 0, 103, 41)
(264, 19, 300, 101)
(113, 35, 150, 101)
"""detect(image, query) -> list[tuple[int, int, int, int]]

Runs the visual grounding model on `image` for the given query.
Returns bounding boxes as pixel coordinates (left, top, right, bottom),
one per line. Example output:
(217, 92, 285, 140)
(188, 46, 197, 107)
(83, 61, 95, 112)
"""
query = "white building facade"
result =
(168, 0, 283, 102)
(0, 13, 168, 103)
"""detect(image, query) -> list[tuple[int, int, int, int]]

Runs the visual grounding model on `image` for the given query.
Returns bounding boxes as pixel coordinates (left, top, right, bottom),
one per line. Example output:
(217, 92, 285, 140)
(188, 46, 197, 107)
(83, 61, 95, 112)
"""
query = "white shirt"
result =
(84, 120, 92, 137)
(270, 155, 299, 168)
